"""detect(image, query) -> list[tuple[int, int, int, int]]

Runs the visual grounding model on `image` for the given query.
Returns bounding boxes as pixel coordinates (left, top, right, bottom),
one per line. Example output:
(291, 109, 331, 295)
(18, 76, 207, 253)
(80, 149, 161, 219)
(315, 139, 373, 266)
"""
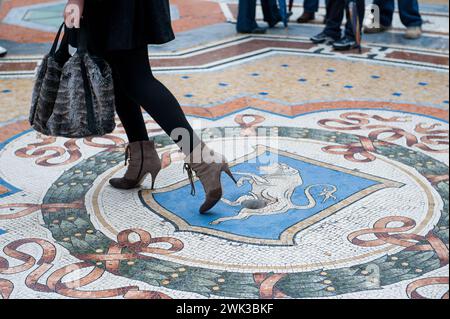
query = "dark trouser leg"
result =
(324, 0, 330, 22)
(262, 0, 281, 25)
(373, 0, 395, 27)
(398, 0, 422, 27)
(107, 47, 199, 156)
(344, 0, 366, 40)
(323, 0, 345, 39)
(304, 0, 320, 13)
(237, 0, 258, 32)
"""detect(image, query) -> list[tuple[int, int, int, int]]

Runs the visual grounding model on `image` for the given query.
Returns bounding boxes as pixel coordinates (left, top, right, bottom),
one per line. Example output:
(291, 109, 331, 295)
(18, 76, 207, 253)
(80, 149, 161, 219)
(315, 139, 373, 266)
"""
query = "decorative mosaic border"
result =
(1, 36, 448, 78)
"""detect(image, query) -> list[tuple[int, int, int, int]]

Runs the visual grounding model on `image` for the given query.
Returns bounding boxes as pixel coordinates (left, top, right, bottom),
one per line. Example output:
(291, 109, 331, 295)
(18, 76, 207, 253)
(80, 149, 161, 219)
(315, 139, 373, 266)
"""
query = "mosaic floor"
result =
(0, 0, 449, 299)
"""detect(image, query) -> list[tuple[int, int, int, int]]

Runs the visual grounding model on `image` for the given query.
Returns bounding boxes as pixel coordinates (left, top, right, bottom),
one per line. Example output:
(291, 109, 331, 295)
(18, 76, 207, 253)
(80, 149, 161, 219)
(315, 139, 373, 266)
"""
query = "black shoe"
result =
(297, 11, 315, 23)
(332, 36, 359, 51)
(238, 26, 267, 34)
(0, 46, 7, 58)
(310, 32, 338, 45)
(268, 17, 282, 28)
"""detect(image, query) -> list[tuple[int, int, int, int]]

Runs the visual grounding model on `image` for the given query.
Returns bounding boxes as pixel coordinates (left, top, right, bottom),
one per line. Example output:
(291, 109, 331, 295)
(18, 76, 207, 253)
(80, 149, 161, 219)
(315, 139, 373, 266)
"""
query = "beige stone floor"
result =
(159, 55, 449, 107)
(1, 54, 448, 124)
(0, 78, 32, 123)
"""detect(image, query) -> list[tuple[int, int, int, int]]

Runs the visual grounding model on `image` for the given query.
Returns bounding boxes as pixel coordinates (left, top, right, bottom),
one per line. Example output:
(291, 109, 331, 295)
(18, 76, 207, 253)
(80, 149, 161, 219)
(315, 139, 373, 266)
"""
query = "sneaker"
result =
(0, 46, 7, 58)
(297, 12, 315, 24)
(363, 24, 391, 34)
(404, 26, 422, 39)
(310, 31, 338, 45)
(332, 36, 359, 51)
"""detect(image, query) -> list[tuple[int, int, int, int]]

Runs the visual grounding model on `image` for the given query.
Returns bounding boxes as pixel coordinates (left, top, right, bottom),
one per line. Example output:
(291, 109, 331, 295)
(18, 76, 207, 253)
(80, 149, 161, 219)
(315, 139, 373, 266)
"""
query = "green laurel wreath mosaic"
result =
(41, 127, 449, 298)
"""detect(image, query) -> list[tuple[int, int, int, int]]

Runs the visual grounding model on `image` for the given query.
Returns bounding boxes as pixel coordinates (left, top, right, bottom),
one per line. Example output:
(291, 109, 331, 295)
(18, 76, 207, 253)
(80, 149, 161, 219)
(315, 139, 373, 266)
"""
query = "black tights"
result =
(104, 46, 198, 155)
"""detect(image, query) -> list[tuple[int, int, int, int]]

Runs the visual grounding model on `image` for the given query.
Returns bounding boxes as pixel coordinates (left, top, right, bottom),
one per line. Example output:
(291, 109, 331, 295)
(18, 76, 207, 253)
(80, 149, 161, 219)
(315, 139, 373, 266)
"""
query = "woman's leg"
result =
(107, 46, 198, 155)
(106, 55, 163, 190)
(112, 73, 150, 143)
(106, 46, 236, 213)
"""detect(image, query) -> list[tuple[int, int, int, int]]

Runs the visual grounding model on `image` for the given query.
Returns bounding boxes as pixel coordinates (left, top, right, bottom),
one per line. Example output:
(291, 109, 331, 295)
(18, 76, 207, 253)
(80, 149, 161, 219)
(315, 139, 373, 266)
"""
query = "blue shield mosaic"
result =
(146, 147, 402, 245)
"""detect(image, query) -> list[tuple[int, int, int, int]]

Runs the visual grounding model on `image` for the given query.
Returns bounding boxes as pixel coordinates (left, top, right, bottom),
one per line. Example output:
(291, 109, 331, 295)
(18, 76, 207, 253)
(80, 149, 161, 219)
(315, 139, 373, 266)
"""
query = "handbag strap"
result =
(76, 19, 89, 54)
(76, 19, 97, 133)
(54, 26, 71, 64)
(50, 23, 67, 56)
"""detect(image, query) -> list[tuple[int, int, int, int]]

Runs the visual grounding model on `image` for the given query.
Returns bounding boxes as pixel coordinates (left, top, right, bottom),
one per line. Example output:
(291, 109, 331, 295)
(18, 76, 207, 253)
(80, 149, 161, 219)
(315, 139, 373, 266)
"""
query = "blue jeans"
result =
(237, 0, 281, 32)
(372, 0, 422, 27)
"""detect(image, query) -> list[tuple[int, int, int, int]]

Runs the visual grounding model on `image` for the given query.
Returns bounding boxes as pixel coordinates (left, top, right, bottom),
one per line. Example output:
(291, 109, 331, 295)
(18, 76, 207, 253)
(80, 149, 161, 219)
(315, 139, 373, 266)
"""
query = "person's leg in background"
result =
(333, 0, 365, 50)
(261, 0, 282, 28)
(297, 0, 319, 23)
(398, 0, 423, 39)
(310, 0, 344, 44)
(304, 0, 319, 13)
(237, 0, 266, 34)
(324, 0, 330, 23)
(365, 0, 422, 39)
(374, 0, 395, 27)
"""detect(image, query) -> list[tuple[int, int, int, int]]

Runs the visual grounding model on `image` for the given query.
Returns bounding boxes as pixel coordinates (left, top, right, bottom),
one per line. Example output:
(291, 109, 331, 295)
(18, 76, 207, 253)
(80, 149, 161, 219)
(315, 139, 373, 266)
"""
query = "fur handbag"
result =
(29, 23, 116, 138)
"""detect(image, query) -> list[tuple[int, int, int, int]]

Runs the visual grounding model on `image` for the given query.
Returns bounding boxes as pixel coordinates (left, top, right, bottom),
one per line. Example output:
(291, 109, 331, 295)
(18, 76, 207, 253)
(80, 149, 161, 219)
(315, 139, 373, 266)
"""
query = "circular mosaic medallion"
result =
(38, 124, 448, 298)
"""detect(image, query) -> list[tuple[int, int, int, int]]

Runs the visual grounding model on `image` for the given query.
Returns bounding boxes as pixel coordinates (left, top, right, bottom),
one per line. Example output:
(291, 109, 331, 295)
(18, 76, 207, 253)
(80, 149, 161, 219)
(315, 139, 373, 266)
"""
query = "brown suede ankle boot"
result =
(184, 142, 237, 214)
(109, 140, 162, 190)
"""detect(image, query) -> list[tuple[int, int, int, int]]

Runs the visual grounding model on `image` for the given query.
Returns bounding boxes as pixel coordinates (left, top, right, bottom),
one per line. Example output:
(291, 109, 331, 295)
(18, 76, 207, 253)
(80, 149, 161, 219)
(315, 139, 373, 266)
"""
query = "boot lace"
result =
(124, 145, 131, 166)
(183, 163, 196, 196)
